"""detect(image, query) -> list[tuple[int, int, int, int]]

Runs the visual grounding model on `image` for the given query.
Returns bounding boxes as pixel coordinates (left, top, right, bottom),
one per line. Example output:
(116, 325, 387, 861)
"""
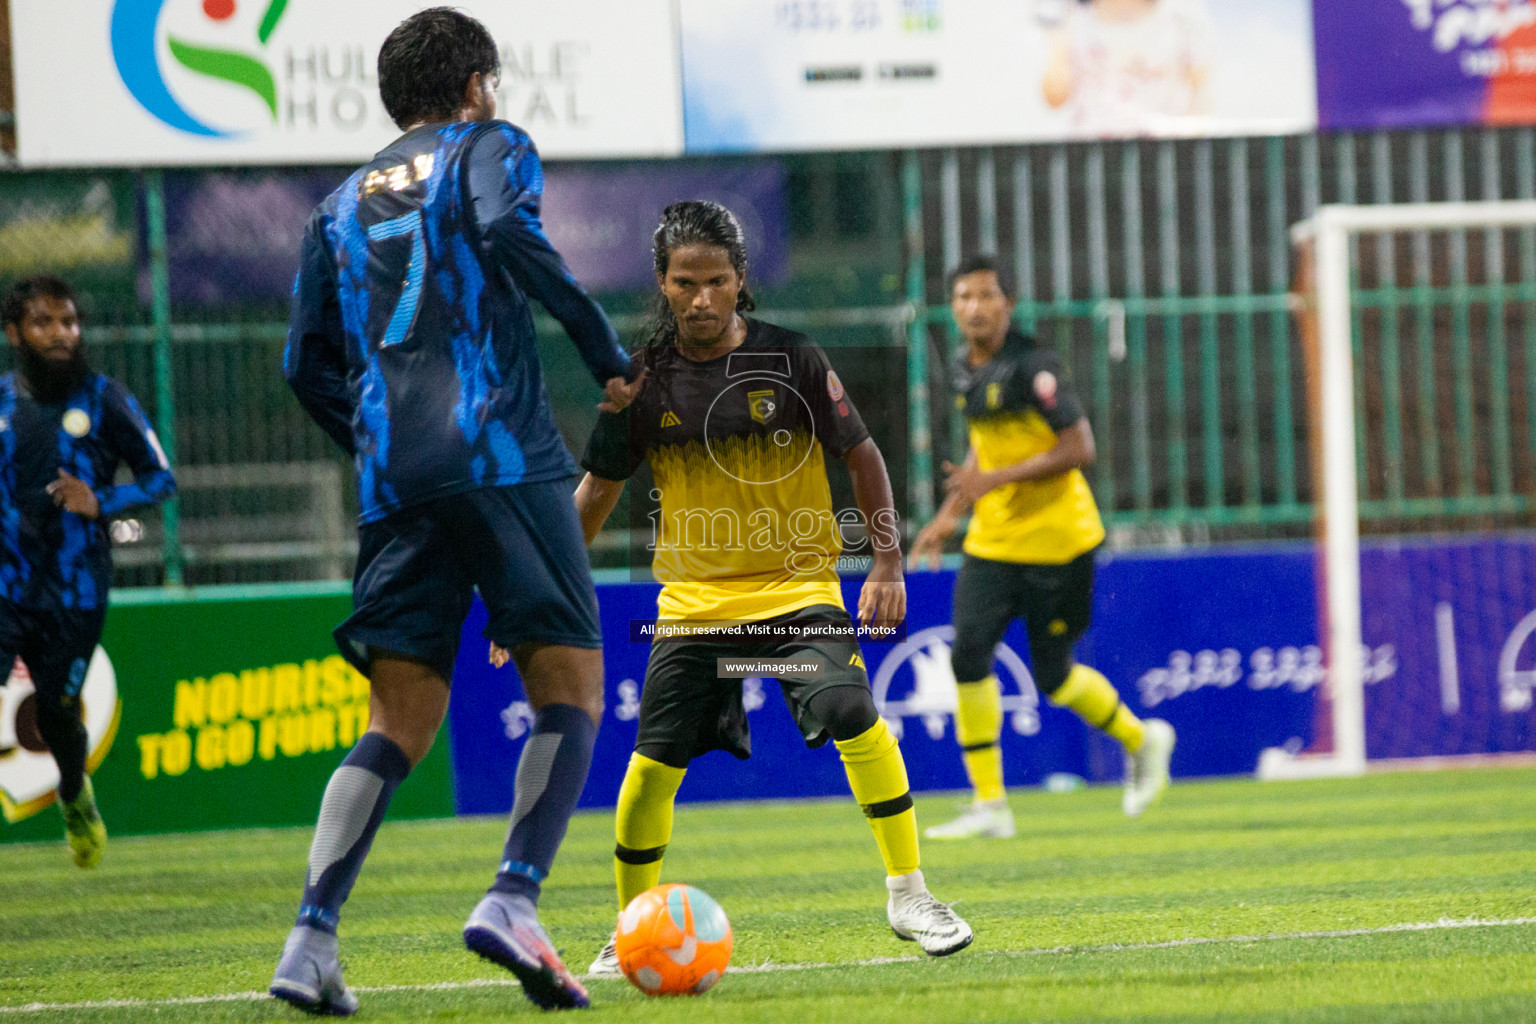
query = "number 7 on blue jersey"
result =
(367, 210, 427, 349)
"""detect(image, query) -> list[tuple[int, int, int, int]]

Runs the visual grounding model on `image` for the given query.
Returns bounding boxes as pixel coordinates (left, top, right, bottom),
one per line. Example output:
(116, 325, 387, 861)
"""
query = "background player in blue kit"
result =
(270, 8, 642, 1014)
(0, 274, 176, 869)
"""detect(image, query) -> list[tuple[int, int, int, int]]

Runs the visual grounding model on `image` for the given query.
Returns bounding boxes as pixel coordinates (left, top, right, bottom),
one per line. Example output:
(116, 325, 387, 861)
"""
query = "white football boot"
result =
(923, 799, 1016, 840)
(886, 870, 973, 956)
(1123, 719, 1176, 817)
(463, 891, 589, 1009)
(588, 929, 621, 977)
(270, 924, 359, 1016)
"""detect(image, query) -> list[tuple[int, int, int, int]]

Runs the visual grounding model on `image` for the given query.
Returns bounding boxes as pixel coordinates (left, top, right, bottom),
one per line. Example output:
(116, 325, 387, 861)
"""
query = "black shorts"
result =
(336, 480, 602, 681)
(950, 548, 1097, 686)
(0, 599, 107, 714)
(636, 604, 870, 766)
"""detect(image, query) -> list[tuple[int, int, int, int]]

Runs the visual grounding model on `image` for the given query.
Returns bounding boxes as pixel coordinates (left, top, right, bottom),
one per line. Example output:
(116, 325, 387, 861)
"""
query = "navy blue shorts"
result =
(335, 480, 602, 681)
(0, 599, 106, 716)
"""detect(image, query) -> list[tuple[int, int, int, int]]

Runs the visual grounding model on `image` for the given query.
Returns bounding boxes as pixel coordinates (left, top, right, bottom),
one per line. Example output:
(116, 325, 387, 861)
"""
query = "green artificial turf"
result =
(4, 766, 1536, 1022)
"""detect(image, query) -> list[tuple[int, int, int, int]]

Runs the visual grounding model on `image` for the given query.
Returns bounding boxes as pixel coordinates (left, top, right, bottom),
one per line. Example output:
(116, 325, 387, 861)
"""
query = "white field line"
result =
(4, 915, 1534, 1015)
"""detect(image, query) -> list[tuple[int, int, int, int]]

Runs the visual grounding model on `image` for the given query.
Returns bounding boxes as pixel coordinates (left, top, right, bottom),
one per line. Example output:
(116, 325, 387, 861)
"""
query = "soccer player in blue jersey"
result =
(0, 274, 176, 869)
(269, 8, 641, 1014)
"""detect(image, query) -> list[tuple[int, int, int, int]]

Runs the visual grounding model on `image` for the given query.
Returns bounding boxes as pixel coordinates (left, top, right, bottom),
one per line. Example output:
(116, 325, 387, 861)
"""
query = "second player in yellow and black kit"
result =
(577, 201, 971, 971)
(911, 256, 1175, 840)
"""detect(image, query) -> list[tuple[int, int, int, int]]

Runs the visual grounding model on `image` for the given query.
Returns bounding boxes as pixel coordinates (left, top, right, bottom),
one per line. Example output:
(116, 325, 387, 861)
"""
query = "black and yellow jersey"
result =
(583, 318, 870, 622)
(953, 329, 1103, 564)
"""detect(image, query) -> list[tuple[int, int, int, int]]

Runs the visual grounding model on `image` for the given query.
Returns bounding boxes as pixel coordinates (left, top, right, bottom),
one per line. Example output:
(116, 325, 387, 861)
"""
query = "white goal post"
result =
(1261, 200, 1536, 781)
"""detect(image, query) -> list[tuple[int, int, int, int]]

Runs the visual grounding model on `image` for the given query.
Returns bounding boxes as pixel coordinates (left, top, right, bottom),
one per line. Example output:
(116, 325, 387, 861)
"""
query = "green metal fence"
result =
(4, 131, 1536, 588)
(903, 128, 1536, 544)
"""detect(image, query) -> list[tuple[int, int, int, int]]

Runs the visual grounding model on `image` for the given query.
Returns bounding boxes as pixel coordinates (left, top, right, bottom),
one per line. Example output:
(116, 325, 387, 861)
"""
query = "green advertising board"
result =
(0, 584, 455, 845)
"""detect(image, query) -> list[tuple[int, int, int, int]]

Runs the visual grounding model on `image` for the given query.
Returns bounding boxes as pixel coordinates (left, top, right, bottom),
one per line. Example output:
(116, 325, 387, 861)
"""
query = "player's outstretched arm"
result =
(574, 473, 626, 546)
(283, 215, 356, 455)
(909, 448, 975, 572)
(845, 438, 906, 631)
(467, 126, 632, 388)
(88, 384, 176, 519)
(981, 417, 1094, 490)
(941, 418, 1093, 510)
(599, 368, 647, 413)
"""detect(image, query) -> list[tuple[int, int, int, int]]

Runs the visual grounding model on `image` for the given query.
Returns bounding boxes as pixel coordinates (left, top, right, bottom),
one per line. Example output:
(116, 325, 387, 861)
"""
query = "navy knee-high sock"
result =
(490, 704, 598, 904)
(297, 732, 412, 934)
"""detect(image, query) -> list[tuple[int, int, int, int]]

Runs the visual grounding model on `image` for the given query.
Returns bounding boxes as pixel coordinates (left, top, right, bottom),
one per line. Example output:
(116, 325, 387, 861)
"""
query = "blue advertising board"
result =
(446, 534, 1536, 817)
(1359, 535, 1536, 759)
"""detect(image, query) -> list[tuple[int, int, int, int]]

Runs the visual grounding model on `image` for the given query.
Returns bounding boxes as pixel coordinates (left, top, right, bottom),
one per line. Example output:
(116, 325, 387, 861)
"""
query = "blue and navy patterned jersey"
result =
(285, 119, 632, 523)
(0, 372, 176, 610)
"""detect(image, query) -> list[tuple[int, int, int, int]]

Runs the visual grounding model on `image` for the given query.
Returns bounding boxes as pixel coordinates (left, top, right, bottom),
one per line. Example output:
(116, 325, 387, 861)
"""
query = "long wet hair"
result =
(637, 201, 757, 371)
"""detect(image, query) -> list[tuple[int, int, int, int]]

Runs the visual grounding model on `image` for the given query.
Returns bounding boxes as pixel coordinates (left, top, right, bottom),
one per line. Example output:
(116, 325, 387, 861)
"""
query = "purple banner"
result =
(443, 531, 1536, 819)
(144, 170, 344, 307)
(539, 161, 788, 291)
(1316, 0, 1536, 130)
(1361, 535, 1536, 759)
(148, 160, 788, 306)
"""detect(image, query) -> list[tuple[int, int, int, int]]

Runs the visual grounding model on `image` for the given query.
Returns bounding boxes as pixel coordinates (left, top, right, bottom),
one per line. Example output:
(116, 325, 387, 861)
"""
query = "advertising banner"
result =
(1360, 535, 1536, 759)
(0, 589, 453, 844)
(447, 550, 1324, 816)
(446, 572, 1100, 815)
(12, 0, 684, 167)
(678, 0, 1316, 153)
(146, 160, 787, 306)
(1315, 0, 1536, 131)
(450, 533, 1536, 818)
(150, 168, 345, 305)
(540, 162, 790, 292)
(12, 534, 1535, 843)
(0, 175, 138, 290)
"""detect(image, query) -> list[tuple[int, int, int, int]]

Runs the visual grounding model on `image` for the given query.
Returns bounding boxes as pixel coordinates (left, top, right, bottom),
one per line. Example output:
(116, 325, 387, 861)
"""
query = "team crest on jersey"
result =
(660, 410, 682, 429)
(1034, 371, 1059, 409)
(62, 409, 91, 438)
(985, 382, 1002, 410)
(748, 389, 778, 425)
(826, 369, 845, 402)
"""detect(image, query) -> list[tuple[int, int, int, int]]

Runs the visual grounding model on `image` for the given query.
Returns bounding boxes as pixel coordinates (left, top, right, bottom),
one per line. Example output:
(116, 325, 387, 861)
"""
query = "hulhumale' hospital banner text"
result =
(11, 0, 684, 167)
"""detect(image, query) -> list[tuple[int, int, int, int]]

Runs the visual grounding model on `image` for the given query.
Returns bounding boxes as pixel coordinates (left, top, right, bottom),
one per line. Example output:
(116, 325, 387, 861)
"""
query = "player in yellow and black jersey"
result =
(909, 256, 1176, 839)
(575, 201, 972, 970)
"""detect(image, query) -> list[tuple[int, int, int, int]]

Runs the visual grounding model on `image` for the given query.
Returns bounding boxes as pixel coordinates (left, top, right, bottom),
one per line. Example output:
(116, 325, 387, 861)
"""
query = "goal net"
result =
(1270, 200, 1536, 779)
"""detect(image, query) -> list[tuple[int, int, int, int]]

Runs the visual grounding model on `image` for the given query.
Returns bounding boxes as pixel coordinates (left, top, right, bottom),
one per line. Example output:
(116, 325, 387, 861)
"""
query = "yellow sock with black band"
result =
(835, 718, 920, 877)
(613, 753, 686, 909)
(1049, 664, 1146, 754)
(955, 675, 1005, 802)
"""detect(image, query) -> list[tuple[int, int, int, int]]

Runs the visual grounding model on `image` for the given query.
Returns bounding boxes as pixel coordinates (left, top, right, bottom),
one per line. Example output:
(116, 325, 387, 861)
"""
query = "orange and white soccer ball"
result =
(615, 883, 733, 996)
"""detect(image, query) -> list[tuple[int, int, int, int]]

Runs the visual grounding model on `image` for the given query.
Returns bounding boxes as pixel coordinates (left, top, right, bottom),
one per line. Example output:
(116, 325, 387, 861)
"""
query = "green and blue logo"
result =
(110, 0, 290, 137)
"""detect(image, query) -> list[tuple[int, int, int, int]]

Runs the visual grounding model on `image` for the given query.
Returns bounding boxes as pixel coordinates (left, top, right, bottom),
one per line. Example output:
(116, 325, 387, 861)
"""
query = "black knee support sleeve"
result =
(807, 685, 880, 742)
(1030, 635, 1075, 697)
(950, 635, 1000, 686)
